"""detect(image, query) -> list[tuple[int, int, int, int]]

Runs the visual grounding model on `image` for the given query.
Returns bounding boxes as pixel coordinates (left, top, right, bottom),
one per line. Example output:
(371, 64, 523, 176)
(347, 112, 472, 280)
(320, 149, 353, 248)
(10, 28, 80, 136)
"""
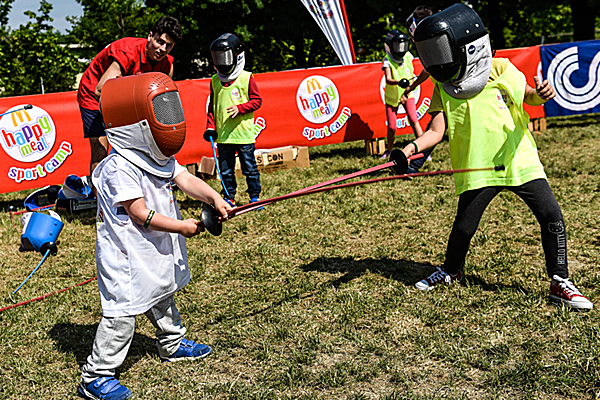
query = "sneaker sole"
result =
(78, 384, 132, 400)
(161, 347, 213, 363)
(415, 281, 434, 291)
(549, 294, 594, 310)
(78, 385, 97, 400)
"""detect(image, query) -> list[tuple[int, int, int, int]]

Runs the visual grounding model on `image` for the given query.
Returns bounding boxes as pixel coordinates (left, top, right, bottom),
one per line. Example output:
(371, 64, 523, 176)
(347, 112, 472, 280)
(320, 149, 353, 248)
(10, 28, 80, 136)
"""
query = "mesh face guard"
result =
(152, 91, 185, 125)
(415, 33, 461, 82)
(413, 3, 488, 83)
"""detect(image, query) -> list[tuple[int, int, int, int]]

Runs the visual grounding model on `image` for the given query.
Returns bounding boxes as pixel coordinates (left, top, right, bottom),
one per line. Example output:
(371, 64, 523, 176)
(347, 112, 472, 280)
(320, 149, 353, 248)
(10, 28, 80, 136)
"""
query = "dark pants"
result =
(217, 143, 261, 199)
(443, 178, 569, 279)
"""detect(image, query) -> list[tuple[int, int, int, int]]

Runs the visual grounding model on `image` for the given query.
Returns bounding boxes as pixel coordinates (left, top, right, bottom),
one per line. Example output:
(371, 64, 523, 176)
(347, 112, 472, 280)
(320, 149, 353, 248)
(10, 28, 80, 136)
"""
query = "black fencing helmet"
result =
(385, 30, 410, 59)
(413, 3, 488, 83)
(210, 33, 244, 75)
(406, 12, 425, 39)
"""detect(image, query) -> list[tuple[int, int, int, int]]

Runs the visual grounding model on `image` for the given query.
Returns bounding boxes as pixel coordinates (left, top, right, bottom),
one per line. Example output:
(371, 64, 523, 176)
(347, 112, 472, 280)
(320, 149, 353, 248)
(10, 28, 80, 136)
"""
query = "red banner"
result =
(0, 47, 543, 194)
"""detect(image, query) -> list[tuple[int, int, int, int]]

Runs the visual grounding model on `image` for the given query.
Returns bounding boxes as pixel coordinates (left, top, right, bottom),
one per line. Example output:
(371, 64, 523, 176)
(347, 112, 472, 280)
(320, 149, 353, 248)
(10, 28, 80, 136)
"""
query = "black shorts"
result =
(80, 106, 106, 138)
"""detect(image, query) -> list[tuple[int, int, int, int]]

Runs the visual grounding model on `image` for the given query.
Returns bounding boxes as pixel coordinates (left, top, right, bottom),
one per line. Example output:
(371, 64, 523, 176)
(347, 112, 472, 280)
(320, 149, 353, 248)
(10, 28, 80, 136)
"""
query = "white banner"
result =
(300, 0, 354, 65)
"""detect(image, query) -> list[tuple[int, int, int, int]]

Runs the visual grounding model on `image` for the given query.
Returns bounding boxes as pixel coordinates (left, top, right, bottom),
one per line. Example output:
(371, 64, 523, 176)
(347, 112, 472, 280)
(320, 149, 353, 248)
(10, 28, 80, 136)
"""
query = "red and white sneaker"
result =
(550, 275, 593, 310)
(415, 267, 462, 291)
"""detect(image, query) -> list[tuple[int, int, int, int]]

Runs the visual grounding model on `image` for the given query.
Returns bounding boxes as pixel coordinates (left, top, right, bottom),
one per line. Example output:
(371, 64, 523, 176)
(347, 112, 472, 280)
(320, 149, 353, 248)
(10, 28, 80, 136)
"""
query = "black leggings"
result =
(443, 179, 568, 279)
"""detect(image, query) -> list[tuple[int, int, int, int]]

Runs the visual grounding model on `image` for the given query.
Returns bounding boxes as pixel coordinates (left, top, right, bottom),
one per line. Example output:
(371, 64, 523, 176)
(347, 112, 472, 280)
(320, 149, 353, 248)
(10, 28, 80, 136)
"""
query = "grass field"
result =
(1, 114, 599, 399)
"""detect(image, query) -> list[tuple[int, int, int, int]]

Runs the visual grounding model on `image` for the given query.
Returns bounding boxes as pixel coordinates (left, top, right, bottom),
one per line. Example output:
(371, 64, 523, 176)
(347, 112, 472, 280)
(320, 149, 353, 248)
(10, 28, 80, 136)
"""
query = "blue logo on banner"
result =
(541, 40, 600, 117)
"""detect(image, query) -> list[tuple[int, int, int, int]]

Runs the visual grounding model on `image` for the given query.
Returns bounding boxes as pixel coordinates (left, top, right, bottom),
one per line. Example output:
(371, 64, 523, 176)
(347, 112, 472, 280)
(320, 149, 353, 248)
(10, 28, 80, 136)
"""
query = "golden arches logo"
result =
(306, 78, 322, 94)
(11, 110, 32, 127)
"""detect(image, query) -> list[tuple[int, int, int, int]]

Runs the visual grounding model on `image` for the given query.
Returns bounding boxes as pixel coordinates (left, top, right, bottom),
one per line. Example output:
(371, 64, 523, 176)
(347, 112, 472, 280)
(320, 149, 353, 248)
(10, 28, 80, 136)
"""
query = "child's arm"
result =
(401, 111, 446, 158)
(121, 197, 201, 238)
(384, 67, 399, 86)
(173, 170, 231, 219)
(227, 75, 262, 118)
(525, 76, 555, 106)
(402, 70, 430, 102)
(206, 85, 216, 130)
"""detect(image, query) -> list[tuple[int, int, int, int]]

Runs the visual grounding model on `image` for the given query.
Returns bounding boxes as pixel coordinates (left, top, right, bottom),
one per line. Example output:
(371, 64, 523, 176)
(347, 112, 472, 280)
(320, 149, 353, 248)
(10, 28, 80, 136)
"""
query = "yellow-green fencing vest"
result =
(440, 62, 546, 195)
(212, 70, 256, 144)
(384, 53, 415, 107)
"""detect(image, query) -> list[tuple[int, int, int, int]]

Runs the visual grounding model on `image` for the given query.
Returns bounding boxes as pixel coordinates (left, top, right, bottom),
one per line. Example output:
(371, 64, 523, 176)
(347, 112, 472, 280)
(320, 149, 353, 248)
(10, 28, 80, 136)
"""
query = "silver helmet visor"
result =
(392, 40, 410, 55)
(211, 49, 234, 67)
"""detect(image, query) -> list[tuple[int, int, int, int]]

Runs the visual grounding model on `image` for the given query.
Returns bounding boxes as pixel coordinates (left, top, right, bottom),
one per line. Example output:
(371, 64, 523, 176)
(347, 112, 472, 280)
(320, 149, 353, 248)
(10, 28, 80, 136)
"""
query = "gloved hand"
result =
(390, 149, 408, 175)
(397, 78, 410, 88)
(203, 129, 218, 142)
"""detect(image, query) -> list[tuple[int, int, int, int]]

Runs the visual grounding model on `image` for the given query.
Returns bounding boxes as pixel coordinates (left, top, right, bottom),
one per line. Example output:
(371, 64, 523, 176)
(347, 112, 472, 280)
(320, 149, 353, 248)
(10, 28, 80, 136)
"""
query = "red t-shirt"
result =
(77, 37, 174, 110)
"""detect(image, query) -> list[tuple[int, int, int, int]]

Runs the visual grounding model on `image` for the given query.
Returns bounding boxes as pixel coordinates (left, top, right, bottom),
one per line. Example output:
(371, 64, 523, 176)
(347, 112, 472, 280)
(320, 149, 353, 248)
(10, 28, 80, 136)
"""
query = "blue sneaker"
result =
(224, 198, 236, 208)
(161, 338, 213, 363)
(249, 197, 264, 211)
(78, 377, 132, 400)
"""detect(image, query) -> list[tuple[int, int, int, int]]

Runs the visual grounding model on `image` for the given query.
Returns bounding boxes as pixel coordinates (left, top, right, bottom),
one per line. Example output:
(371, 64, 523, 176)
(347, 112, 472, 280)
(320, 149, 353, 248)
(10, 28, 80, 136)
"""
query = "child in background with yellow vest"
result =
(402, 4, 592, 310)
(206, 33, 263, 208)
(381, 29, 431, 172)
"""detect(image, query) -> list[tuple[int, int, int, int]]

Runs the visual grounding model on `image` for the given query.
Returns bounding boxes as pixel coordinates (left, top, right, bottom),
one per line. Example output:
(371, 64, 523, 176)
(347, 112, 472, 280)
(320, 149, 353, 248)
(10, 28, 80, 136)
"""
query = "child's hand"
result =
(180, 218, 202, 238)
(214, 197, 232, 221)
(534, 76, 555, 101)
(226, 105, 239, 118)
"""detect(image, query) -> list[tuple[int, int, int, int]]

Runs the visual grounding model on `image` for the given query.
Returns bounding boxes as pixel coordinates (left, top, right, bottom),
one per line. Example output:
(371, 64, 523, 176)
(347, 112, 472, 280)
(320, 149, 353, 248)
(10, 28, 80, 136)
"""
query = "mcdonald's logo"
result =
(296, 75, 340, 124)
(11, 110, 32, 127)
(306, 78, 322, 94)
(0, 104, 57, 163)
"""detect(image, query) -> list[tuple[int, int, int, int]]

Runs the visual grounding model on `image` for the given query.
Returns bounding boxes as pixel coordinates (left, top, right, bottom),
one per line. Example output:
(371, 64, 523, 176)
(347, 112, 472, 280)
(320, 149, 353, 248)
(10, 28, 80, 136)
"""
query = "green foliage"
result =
(502, 3, 573, 47)
(0, 0, 83, 96)
(0, 0, 14, 27)
(66, 0, 162, 60)
(0, 0, 598, 92)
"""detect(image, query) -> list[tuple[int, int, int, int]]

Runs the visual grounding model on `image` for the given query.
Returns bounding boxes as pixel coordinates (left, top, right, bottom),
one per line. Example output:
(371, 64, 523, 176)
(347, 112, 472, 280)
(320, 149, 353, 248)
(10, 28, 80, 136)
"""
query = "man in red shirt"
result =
(77, 16, 183, 175)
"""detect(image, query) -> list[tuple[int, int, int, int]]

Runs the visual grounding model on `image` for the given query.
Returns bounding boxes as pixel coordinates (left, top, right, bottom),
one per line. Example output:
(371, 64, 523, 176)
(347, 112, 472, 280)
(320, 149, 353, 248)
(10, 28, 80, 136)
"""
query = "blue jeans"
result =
(217, 143, 261, 199)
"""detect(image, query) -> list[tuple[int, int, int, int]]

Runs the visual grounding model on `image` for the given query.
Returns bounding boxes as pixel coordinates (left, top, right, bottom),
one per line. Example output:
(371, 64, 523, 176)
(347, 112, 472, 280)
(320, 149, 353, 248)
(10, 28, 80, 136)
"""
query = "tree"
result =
(570, 0, 600, 41)
(64, 0, 596, 82)
(0, 0, 83, 96)
(143, 0, 342, 78)
(66, 0, 162, 61)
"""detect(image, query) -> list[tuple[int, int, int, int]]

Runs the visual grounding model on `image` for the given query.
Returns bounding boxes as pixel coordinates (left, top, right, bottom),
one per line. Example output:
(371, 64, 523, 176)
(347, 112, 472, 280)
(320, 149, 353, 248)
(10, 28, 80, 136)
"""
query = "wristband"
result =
(409, 141, 419, 154)
(144, 210, 155, 228)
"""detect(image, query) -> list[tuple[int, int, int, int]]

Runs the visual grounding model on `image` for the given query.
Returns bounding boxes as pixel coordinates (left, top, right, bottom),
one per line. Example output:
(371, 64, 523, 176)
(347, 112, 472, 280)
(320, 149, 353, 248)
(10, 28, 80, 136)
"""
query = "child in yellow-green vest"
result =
(401, 3, 592, 310)
(381, 29, 431, 173)
(206, 33, 263, 208)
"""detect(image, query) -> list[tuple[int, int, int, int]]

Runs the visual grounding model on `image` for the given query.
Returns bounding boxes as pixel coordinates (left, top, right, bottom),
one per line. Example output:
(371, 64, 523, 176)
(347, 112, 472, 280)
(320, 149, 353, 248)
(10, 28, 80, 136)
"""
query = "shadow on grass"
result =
(547, 112, 600, 129)
(308, 144, 365, 161)
(48, 323, 157, 371)
(301, 256, 532, 294)
(301, 257, 431, 288)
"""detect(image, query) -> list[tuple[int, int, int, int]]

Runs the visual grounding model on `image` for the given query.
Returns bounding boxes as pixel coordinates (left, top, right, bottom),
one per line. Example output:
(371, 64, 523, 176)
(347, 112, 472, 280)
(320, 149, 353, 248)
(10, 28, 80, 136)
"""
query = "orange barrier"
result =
(0, 47, 542, 194)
